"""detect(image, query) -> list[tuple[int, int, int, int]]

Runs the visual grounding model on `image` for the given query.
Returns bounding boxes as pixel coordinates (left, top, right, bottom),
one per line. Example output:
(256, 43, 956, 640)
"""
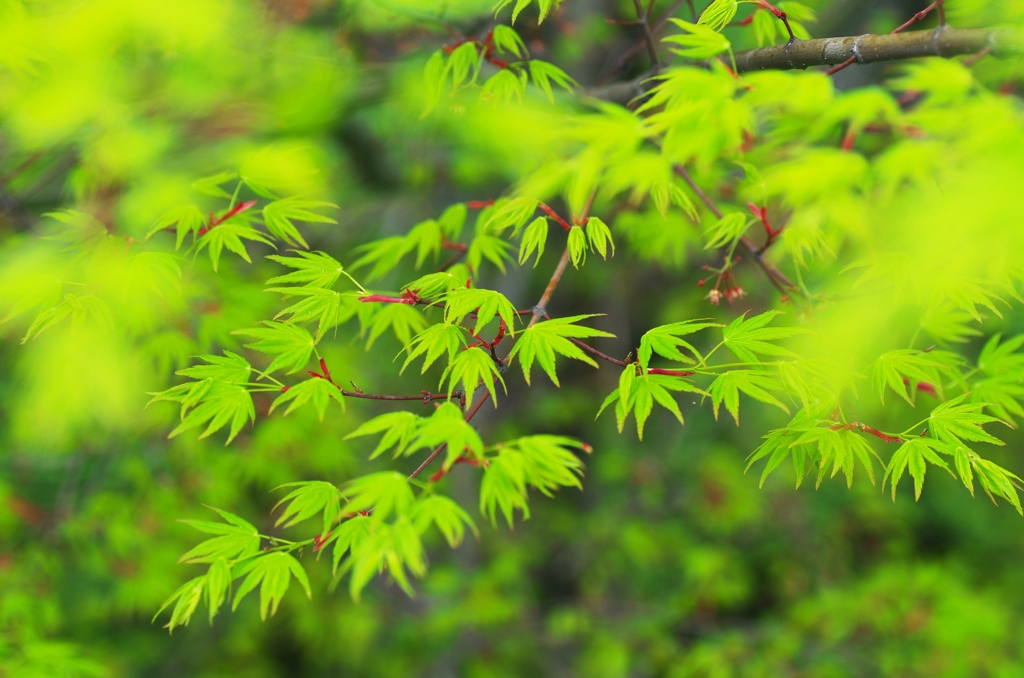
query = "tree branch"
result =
(408, 389, 492, 481)
(589, 27, 1017, 103)
(339, 389, 450, 403)
(631, 0, 661, 66)
(732, 27, 1017, 73)
(674, 166, 802, 298)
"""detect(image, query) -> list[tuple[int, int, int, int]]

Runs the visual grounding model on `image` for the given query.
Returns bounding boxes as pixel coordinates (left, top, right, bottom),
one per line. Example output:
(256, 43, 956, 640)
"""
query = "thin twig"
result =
(0, 152, 43, 188)
(674, 166, 801, 298)
(631, 0, 661, 66)
(569, 337, 629, 366)
(757, 0, 795, 41)
(528, 192, 596, 328)
(825, 7, 958, 76)
(339, 389, 451, 402)
(407, 390, 492, 481)
(963, 45, 992, 67)
(597, 0, 683, 85)
(529, 248, 571, 329)
(438, 250, 467, 272)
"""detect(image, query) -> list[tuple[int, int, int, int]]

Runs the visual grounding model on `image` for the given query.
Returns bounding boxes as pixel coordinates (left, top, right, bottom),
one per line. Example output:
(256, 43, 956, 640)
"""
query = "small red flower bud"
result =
(697, 279, 705, 287)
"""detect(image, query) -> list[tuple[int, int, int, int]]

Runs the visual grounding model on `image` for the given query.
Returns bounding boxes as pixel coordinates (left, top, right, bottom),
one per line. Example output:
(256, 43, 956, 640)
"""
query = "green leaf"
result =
(977, 333, 1024, 376)
(518, 216, 549, 267)
(440, 346, 506, 406)
(507, 314, 613, 386)
(350, 236, 411, 281)
(341, 472, 416, 523)
(485, 197, 538, 235)
(154, 576, 206, 633)
(638, 320, 719, 369)
(585, 216, 615, 260)
(722, 311, 802, 364)
(168, 382, 255, 444)
(438, 203, 467, 240)
(262, 198, 337, 248)
(445, 41, 481, 91)
(410, 495, 478, 547)
(347, 517, 426, 601)
(703, 212, 748, 249)
(869, 349, 957, 405)
(422, 50, 446, 116)
(492, 25, 527, 57)
(597, 368, 705, 439)
(405, 219, 442, 269)
(972, 457, 1023, 514)
(197, 220, 275, 272)
(444, 287, 517, 334)
(664, 19, 732, 59)
(274, 481, 342, 534)
(178, 351, 252, 384)
(401, 322, 467, 375)
(786, 427, 881, 489)
(205, 558, 231, 624)
(270, 289, 361, 341)
(147, 205, 204, 249)
(177, 530, 260, 565)
(697, 0, 739, 31)
(413, 401, 485, 469)
(265, 251, 349, 290)
(363, 303, 428, 349)
(480, 435, 588, 526)
(708, 370, 789, 425)
(191, 171, 237, 198)
(467, 233, 514, 273)
(928, 394, 1004, 447)
(232, 552, 310, 620)
(21, 293, 113, 343)
(970, 379, 1024, 427)
(131, 251, 184, 298)
(43, 209, 109, 253)
(329, 515, 373, 577)
(528, 60, 577, 102)
(567, 225, 586, 268)
(883, 437, 954, 502)
(494, 0, 562, 24)
(345, 411, 423, 459)
(177, 506, 260, 564)
(746, 418, 814, 488)
(270, 378, 342, 421)
(234, 321, 316, 375)
(403, 270, 470, 301)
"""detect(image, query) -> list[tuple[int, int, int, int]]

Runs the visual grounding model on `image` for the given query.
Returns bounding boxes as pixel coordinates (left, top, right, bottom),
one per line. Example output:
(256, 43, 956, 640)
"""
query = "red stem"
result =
(539, 203, 572, 231)
(198, 200, 257, 235)
(756, 0, 795, 41)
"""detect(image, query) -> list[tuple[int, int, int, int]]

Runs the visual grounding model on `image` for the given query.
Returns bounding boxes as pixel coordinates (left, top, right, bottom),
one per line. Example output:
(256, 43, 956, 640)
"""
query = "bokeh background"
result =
(2, 0, 1024, 675)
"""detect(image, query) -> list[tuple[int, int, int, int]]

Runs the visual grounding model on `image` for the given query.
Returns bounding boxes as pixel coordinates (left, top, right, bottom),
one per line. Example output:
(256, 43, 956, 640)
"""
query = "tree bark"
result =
(587, 27, 1019, 103)
(732, 27, 1017, 73)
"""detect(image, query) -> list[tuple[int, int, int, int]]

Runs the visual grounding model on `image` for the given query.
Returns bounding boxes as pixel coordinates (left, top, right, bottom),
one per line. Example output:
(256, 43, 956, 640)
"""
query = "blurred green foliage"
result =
(2, 0, 1024, 676)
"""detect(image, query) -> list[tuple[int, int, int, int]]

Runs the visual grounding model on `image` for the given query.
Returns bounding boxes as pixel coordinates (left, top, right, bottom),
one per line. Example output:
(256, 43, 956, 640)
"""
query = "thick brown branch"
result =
(590, 27, 1017, 103)
(732, 27, 1016, 73)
